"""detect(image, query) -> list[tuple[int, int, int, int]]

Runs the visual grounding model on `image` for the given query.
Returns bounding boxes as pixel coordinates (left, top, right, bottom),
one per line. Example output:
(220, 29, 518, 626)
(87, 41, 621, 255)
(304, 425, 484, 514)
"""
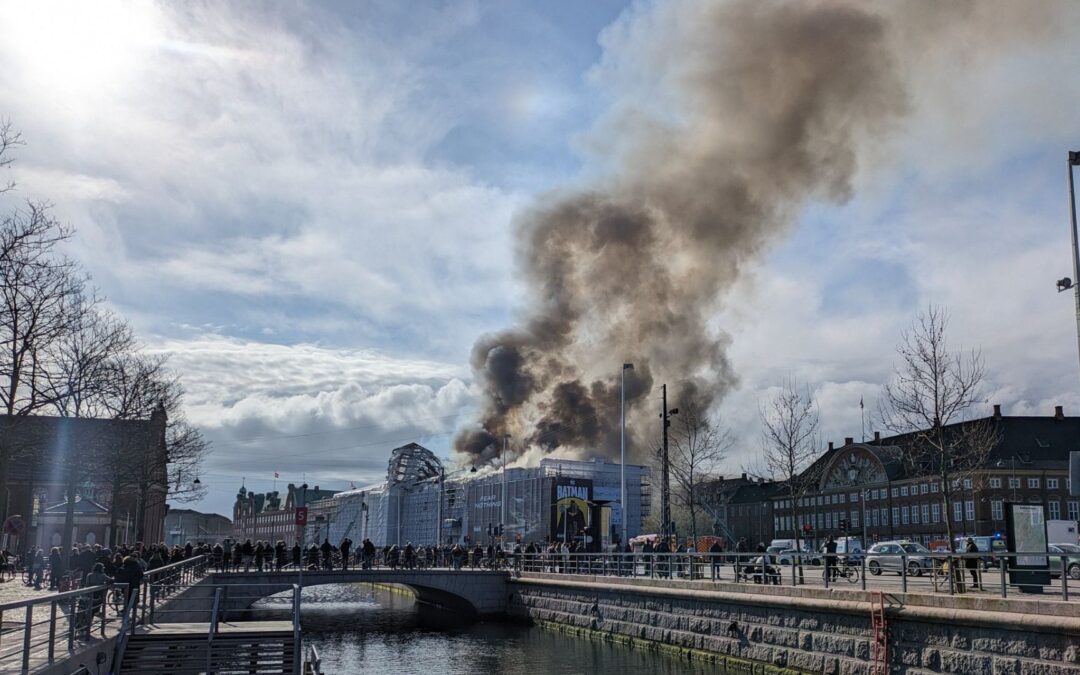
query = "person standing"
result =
(709, 540, 723, 580)
(964, 537, 981, 591)
(340, 538, 352, 571)
(825, 536, 838, 583)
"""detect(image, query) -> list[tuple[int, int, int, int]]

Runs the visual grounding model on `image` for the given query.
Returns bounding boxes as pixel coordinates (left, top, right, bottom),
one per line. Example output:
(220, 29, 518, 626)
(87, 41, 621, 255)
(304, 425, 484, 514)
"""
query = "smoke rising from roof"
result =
(454, 0, 1066, 466)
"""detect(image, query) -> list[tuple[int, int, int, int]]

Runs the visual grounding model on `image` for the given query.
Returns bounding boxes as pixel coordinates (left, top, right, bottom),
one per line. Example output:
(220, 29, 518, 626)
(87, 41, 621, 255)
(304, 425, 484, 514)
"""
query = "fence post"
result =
(1000, 557, 1007, 598)
(48, 601, 57, 662)
(22, 605, 32, 672)
(901, 553, 908, 594)
(1062, 554, 1069, 602)
(67, 596, 76, 652)
(292, 584, 302, 675)
(860, 555, 866, 591)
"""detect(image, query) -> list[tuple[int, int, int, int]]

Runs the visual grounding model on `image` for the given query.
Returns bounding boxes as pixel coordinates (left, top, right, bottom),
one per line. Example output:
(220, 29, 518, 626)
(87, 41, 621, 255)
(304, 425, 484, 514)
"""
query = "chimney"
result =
(993, 404, 1002, 419)
(845, 437, 854, 446)
(874, 431, 881, 442)
(828, 442, 834, 451)
(1055, 405, 1064, 420)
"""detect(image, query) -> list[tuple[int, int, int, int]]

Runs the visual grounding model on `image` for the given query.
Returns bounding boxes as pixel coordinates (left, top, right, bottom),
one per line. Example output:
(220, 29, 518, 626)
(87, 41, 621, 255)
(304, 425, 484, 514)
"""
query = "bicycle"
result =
(827, 563, 860, 584)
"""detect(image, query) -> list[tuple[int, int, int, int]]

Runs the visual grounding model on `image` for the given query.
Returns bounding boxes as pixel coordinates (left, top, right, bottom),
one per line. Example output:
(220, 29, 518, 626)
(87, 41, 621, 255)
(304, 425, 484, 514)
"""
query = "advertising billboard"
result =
(551, 477, 592, 543)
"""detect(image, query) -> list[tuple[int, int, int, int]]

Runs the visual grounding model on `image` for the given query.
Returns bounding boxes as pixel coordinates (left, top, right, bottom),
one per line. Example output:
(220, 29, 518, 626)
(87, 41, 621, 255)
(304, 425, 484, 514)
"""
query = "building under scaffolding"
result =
(317, 443, 651, 550)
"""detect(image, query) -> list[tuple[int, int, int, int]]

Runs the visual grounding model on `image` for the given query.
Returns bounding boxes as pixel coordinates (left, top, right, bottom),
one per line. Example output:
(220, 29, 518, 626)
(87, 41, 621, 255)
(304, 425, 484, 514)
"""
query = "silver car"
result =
(866, 541, 933, 577)
(1048, 544, 1080, 580)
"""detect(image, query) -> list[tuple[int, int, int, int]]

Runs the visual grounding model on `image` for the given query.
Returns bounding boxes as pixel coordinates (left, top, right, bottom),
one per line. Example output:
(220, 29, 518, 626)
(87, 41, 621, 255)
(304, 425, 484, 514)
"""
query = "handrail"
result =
(109, 586, 139, 675)
(206, 587, 223, 674)
(291, 584, 302, 675)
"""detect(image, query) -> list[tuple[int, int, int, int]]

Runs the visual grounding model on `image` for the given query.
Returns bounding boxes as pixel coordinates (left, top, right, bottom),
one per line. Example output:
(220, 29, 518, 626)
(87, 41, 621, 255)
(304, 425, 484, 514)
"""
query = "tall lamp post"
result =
(1057, 151, 1080, 384)
(621, 363, 633, 548)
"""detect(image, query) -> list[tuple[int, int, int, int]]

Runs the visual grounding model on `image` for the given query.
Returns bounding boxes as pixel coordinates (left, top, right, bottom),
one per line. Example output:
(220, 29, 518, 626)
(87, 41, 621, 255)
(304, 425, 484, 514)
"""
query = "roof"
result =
(728, 481, 784, 504)
(44, 497, 109, 514)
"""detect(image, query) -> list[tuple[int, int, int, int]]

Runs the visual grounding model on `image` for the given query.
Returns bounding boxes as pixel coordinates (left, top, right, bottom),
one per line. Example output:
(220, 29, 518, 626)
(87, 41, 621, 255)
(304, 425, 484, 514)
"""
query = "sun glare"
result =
(4, 0, 162, 99)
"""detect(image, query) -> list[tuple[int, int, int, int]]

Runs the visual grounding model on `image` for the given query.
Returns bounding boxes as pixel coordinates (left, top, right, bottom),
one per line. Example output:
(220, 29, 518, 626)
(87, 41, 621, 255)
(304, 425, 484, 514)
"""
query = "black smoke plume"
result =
(454, 0, 1065, 466)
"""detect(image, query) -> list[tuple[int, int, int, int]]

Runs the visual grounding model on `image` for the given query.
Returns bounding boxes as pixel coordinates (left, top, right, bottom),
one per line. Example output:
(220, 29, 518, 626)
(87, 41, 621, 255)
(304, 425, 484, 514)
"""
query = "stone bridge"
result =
(158, 570, 511, 622)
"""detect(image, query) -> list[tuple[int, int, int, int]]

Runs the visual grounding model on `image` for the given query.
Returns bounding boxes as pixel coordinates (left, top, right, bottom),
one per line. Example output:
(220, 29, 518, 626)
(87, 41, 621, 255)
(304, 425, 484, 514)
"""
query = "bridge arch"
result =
(161, 570, 509, 623)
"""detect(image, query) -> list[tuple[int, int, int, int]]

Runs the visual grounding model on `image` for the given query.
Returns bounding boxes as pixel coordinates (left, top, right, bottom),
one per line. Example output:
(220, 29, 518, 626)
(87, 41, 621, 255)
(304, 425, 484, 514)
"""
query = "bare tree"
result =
(760, 378, 823, 574)
(0, 126, 84, 523)
(0, 119, 21, 195)
(878, 306, 997, 552)
(668, 403, 732, 545)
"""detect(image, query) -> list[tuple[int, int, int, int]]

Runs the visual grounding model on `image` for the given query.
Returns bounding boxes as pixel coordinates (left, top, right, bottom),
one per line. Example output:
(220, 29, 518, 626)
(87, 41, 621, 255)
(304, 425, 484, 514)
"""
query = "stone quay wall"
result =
(508, 574, 1080, 674)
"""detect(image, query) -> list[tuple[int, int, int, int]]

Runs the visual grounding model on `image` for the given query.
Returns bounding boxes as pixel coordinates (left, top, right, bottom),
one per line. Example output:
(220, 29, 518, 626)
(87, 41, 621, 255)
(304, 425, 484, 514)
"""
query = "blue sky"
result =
(1, 1, 1079, 518)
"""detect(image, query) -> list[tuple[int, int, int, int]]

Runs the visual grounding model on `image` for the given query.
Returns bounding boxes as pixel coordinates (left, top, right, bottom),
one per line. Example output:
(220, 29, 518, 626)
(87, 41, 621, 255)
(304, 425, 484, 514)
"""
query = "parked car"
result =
(1048, 544, 1080, 580)
(953, 536, 1008, 569)
(866, 541, 934, 577)
(776, 548, 822, 566)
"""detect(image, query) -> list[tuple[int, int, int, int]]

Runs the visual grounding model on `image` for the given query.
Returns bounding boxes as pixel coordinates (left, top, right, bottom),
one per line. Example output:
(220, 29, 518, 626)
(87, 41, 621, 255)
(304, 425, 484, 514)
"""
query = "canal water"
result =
(254, 584, 726, 675)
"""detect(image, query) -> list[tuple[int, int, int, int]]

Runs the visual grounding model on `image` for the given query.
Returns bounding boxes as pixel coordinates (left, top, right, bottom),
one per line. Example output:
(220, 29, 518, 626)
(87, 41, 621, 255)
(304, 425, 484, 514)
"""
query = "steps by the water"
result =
(119, 621, 296, 674)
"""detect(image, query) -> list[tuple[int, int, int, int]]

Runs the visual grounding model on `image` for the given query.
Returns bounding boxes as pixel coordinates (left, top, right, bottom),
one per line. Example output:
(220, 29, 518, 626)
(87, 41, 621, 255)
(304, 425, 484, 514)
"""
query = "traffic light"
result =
(839, 518, 848, 530)
(487, 523, 493, 536)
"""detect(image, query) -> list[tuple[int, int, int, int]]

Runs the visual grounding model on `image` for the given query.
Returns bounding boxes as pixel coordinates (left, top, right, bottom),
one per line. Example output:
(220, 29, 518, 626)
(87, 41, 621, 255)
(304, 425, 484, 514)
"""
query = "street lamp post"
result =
(621, 363, 633, 548)
(1058, 151, 1080, 384)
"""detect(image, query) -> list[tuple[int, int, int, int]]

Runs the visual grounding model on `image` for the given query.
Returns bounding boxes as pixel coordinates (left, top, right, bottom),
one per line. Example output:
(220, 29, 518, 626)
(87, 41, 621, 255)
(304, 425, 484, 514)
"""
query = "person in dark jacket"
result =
(964, 538, 981, 590)
(339, 538, 352, 571)
(114, 555, 144, 611)
(291, 543, 301, 568)
(709, 540, 724, 580)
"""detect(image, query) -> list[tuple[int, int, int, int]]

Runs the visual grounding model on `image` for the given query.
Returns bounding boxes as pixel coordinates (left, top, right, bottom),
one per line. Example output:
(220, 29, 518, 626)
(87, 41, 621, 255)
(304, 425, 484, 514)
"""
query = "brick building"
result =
(770, 407, 1079, 549)
(0, 407, 169, 552)
(232, 482, 337, 545)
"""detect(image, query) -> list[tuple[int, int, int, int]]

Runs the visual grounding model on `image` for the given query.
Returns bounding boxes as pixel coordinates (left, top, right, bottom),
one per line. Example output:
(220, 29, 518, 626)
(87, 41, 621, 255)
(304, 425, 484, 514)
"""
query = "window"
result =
(871, 509, 879, 527)
(1009, 477, 1020, 489)
(953, 502, 963, 522)
(1049, 501, 1060, 519)
(1028, 478, 1040, 489)
(839, 494, 847, 504)
(817, 513, 823, 529)
(931, 482, 939, 493)
(892, 506, 900, 526)
(932, 503, 941, 523)
(851, 510, 860, 528)
(901, 506, 910, 525)
(990, 478, 1001, 488)
(850, 492, 858, 503)
(900, 486, 909, 497)
(881, 508, 889, 526)
(965, 500, 975, 521)
(920, 484, 928, 495)
(1069, 501, 1079, 521)
(825, 512, 832, 528)
(991, 500, 1003, 521)
(891, 487, 899, 498)
(912, 504, 920, 525)
(963, 478, 972, 489)
(817, 496, 823, 506)
(921, 504, 930, 524)
(1048, 478, 1059, 490)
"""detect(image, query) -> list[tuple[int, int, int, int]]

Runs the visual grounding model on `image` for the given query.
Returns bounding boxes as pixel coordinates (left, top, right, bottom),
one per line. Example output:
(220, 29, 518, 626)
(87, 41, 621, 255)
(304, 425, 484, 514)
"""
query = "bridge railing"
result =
(133, 554, 211, 626)
(513, 550, 1080, 601)
(0, 581, 131, 673)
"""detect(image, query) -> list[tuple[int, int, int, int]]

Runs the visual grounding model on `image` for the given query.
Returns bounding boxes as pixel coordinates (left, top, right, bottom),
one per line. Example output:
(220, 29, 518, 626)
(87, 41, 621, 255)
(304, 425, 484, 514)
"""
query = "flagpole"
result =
(860, 397, 865, 442)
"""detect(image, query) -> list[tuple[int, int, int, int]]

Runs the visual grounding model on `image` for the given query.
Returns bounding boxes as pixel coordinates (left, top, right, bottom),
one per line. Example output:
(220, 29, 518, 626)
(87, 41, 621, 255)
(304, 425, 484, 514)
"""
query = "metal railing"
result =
(0, 581, 131, 673)
(504, 550, 1080, 601)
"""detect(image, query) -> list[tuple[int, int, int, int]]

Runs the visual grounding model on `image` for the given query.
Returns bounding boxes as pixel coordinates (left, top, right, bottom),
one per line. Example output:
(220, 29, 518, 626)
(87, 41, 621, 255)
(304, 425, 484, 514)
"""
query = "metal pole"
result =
(1068, 154, 1080, 382)
(502, 435, 509, 547)
(437, 470, 443, 547)
(620, 364, 631, 548)
(661, 384, 671, 542)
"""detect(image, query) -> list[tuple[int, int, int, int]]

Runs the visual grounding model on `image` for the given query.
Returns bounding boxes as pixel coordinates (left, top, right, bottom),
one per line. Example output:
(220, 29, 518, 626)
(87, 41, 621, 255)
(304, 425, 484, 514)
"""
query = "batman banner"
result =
(551, 477, 592, 543)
